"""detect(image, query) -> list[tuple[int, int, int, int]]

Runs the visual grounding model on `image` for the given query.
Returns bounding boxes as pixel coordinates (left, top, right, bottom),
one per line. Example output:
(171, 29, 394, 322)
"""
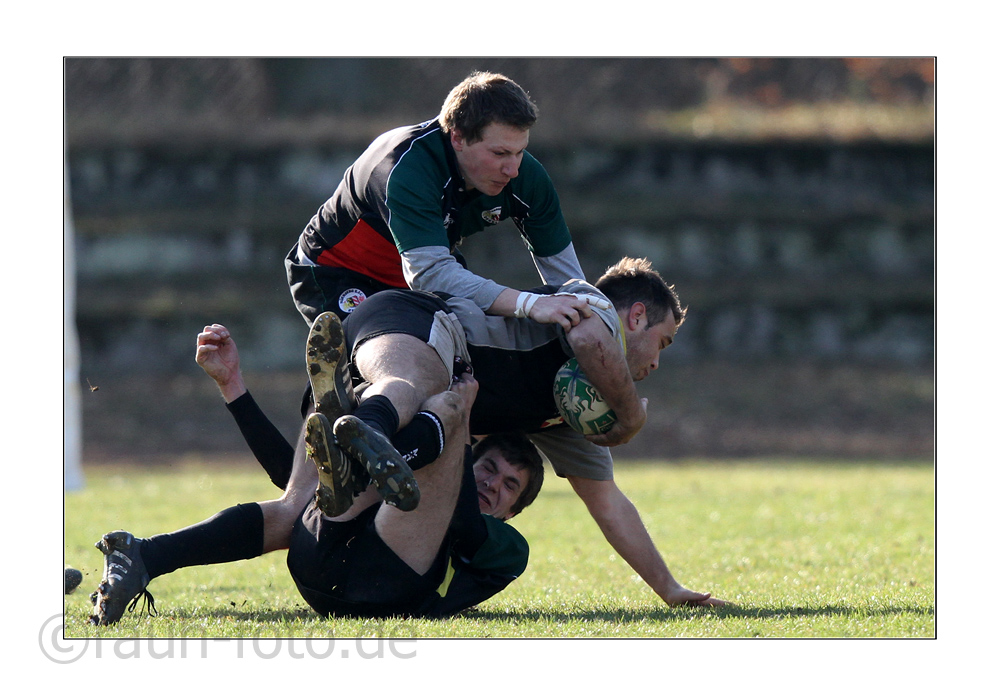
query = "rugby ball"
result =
(553, 358, 617, 435)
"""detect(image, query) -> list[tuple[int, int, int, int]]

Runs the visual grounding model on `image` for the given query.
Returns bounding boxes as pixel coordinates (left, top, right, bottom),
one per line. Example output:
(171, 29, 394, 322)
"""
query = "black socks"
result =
(224, 389, 448, 495)
(141, 503, 265, 580)
(392, 410, 446, 470)
(352, 394, 400, 440)
(356, 394, 446, 471)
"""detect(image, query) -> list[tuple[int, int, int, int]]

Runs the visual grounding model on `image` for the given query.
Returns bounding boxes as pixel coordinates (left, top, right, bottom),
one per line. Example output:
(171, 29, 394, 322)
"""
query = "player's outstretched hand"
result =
(662, 582, 731, 607)
(195, 324, 246, 401)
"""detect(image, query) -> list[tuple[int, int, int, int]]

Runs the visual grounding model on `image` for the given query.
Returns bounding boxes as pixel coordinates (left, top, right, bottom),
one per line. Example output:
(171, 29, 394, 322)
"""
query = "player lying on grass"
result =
(291, 372, 546, 618)
(90, 362, 545, 622)
(90, 257, 724, 624)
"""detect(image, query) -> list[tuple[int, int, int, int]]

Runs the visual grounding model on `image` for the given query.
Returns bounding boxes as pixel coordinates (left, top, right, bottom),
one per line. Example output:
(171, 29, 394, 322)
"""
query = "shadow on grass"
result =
(92, 602, 933, 634)
(467, 603, 934, 624)
(165, 605, 317, 624)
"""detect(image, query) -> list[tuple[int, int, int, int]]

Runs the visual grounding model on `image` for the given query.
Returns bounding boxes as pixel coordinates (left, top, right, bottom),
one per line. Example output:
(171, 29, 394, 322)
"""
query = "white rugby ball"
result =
(553, 358, 617, 435)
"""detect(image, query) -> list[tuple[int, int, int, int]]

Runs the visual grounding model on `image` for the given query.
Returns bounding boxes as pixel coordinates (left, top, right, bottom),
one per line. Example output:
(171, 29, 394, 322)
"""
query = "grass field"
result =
(63, 459, 934, 639)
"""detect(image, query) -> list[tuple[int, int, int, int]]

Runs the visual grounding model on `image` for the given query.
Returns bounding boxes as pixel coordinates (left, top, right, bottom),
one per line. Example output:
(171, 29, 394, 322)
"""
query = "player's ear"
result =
(628, 302, 647, 330)
(450, 129, 466, 150)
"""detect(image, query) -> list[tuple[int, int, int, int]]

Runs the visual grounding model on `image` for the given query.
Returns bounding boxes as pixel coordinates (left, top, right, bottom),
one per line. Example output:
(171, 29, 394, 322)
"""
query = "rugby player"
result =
(286, 70, 593, 332)
(292, 257, 724, 609)
(89, 257, 726, 624)
(90, 365, 546, 622)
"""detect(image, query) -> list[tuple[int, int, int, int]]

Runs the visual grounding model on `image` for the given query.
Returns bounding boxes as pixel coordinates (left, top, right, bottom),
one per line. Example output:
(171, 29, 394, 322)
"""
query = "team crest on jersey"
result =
(338, 288, 367, 313)
(481, 206, 502, 225)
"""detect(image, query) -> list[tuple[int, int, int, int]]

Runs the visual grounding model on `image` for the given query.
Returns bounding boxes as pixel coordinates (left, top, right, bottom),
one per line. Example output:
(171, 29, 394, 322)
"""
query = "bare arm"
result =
(564, 312, 646, 446)
(567, 476, 727, 607)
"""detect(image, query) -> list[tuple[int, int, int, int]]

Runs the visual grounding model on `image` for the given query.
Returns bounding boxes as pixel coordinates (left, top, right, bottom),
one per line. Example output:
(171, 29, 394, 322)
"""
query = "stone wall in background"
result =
(69, 139, 932, 374)
(65, 58, 934, 460)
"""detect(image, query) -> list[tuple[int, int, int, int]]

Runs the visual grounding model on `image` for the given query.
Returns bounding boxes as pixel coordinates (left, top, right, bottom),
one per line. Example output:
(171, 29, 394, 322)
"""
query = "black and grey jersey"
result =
(442, 278, 621, 481)
(443, 279, 621, 435)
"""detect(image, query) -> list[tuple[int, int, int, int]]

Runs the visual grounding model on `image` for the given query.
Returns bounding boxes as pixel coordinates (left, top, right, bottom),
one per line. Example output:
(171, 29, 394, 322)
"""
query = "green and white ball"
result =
(553, 358, 617, 435)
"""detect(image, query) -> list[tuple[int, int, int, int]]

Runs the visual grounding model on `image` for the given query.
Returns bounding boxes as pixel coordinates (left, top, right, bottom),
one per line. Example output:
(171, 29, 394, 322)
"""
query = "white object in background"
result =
(65, 161, 85, 491)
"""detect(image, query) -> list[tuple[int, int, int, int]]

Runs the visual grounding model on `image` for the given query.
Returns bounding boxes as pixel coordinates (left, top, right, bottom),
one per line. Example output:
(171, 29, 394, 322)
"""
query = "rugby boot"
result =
(306, 411, 368, 517)
(89, 530, 156, 625)
(333, 414, 420, 512)
(306, 311, 358, 422)
(305, 311, 367, 514)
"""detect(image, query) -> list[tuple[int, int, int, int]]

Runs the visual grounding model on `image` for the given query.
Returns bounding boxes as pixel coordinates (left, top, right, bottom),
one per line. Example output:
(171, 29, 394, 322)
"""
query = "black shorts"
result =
(341, 288, 450, 362)
(286, 502, 450, 619)
(295, 284, 453, 418)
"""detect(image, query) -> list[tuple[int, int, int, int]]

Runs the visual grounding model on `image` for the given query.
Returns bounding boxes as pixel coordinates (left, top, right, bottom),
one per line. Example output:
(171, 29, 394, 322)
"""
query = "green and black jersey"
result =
(413, 476, 529, 618)
(417, 515, 528, 618)
(297, 119, 577, 303)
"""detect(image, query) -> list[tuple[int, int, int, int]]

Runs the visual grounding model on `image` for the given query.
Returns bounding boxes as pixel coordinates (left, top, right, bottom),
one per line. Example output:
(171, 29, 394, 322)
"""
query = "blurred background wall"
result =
(64, 57, 934, 463)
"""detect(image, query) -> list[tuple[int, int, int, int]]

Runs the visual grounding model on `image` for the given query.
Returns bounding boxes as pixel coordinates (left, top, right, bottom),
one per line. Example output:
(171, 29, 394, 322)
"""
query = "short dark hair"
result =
(438, 71, 538, 143)
(595, 257, 687, 329)
(472, 431, 544, 518)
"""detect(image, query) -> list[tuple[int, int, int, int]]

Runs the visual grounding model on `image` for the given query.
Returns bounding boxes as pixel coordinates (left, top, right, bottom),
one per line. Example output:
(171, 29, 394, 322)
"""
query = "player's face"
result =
(451, 122, 529, 197)
(473, 449, 530, 521)
(624, 309, 678, 382)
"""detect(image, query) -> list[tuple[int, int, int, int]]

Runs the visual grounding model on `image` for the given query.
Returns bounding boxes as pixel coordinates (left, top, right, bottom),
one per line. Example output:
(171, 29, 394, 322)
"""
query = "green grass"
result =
(64, 459, 934, 638)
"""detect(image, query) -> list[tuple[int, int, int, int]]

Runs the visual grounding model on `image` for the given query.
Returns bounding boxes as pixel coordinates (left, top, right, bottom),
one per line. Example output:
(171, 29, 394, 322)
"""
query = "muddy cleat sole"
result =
(89, 530, 156, 626)
(65, 567, 83, 594)
(306, 411, 367, 517)
(333, 414, 420, 512)
(307, 311, 357, 422)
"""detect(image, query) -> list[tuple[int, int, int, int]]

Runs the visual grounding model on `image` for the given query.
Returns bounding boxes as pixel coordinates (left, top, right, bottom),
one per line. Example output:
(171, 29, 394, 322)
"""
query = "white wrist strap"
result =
(514, 292, 542, 319)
